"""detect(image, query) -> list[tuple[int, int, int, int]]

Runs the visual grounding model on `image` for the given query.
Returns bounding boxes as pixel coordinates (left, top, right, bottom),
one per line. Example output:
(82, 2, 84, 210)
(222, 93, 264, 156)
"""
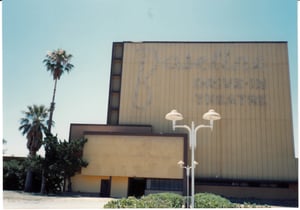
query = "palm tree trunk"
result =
(41, 79, 58, 194)
(24, 151, 36, 192)
(63, 176, 66, 192)
(47, 79, 58, 133)
(40, 170, 46, 194)
(67, 176, 72, 192)
(24, 170, 33, 192)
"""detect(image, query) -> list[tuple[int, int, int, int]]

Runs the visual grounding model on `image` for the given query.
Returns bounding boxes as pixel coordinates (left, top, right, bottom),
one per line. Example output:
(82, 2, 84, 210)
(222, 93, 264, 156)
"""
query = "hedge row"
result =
(104, 192, 237, 208)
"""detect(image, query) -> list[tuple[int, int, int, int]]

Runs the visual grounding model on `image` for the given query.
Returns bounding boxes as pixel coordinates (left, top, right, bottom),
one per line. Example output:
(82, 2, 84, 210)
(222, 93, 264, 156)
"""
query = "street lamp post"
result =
(177, 160, 198, 208)
(166, 109, 221, 208)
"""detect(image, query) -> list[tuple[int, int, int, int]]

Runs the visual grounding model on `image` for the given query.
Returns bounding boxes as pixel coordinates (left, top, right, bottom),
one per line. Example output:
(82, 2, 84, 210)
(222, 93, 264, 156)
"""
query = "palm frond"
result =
(44, 49, 74, 80)
(19, 104, 49, 154)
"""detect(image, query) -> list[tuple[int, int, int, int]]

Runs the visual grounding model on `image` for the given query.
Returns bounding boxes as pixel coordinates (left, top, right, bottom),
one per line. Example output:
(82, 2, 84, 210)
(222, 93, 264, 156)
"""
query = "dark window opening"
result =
(128, 178, 146, 198)
(196, 179, 290, 188)
(146, 178, 183, 191)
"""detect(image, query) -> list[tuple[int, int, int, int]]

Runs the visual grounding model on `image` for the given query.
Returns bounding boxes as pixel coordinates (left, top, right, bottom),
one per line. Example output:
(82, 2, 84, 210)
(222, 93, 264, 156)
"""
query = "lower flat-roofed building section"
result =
(71, 132, 187, 198)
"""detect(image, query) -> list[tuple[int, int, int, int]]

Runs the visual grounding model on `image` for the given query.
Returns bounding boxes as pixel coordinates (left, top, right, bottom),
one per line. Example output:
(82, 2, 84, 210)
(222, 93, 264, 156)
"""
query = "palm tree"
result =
(19, 104, 49, 192)
(19, 105, 49, 156)
(41, 49, 74, 194)
(43, 49, 74, 133)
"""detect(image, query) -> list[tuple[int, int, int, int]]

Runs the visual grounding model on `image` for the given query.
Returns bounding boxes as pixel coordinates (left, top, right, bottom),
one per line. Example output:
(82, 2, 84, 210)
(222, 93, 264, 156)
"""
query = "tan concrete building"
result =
(70, 42, 297, 199)
(69, 124, 187, 197)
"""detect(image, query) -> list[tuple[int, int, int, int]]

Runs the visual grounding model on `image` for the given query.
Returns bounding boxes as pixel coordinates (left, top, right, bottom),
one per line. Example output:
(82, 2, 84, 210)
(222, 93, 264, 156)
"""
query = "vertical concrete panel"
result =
(117, 42, 297, 181)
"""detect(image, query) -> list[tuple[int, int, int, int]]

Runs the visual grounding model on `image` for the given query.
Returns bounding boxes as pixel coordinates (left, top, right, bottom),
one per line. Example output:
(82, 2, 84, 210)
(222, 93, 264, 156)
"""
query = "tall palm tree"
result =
(19, 104, 49, 192)
(43, 49, 74, 133)
(41, 49, 74, 194)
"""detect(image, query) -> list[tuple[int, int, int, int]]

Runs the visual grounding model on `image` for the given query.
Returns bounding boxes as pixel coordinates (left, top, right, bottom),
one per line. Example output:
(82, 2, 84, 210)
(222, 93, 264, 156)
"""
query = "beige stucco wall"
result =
(117, 42, 297, 181)
(81, 134, 184, 179)
(71, 175, 128, 197)
(71, 174, 110, 193)
(110, 177, 128, 198)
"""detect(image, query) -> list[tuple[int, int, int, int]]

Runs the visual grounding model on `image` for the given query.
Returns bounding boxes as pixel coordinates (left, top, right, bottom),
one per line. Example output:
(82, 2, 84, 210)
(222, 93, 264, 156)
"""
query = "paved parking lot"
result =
(3, 190, 298, 209)
(3, 191, 114, 209)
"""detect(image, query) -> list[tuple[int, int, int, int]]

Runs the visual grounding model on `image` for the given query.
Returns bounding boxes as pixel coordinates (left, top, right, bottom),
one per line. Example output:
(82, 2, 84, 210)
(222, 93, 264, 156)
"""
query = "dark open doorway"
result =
(128, 178, 146, 197)
(100, 179, 110, 197)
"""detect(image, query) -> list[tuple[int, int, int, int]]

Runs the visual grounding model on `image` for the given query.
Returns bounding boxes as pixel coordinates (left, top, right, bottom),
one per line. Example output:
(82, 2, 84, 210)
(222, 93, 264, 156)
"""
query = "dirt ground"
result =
(3, 190, 114, 209)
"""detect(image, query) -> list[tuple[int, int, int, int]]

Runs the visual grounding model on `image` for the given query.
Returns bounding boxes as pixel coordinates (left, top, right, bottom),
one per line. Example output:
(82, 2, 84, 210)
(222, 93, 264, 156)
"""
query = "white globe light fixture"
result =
(202, 109, 221, 121)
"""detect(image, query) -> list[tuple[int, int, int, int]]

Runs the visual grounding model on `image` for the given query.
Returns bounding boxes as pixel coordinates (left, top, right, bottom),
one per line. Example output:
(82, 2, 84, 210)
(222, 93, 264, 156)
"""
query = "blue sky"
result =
(2, 0, 298, 157)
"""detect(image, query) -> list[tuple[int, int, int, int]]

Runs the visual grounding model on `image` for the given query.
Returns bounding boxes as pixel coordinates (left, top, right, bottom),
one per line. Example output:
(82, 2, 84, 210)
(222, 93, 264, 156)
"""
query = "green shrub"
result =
(194, 193, 236, 208)
(104, 192, 239, 208)
(3, 159, 26, 190)
(140, 193, 184, 208)
(104, 197, 139, 208)
(104, 193, 184, 208)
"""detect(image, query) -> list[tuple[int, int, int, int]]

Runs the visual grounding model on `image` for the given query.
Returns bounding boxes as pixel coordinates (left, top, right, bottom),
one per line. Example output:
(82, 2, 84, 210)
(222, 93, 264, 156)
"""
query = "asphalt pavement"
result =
(3, 190, 298, 209)
(3, 190, 114, 209)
